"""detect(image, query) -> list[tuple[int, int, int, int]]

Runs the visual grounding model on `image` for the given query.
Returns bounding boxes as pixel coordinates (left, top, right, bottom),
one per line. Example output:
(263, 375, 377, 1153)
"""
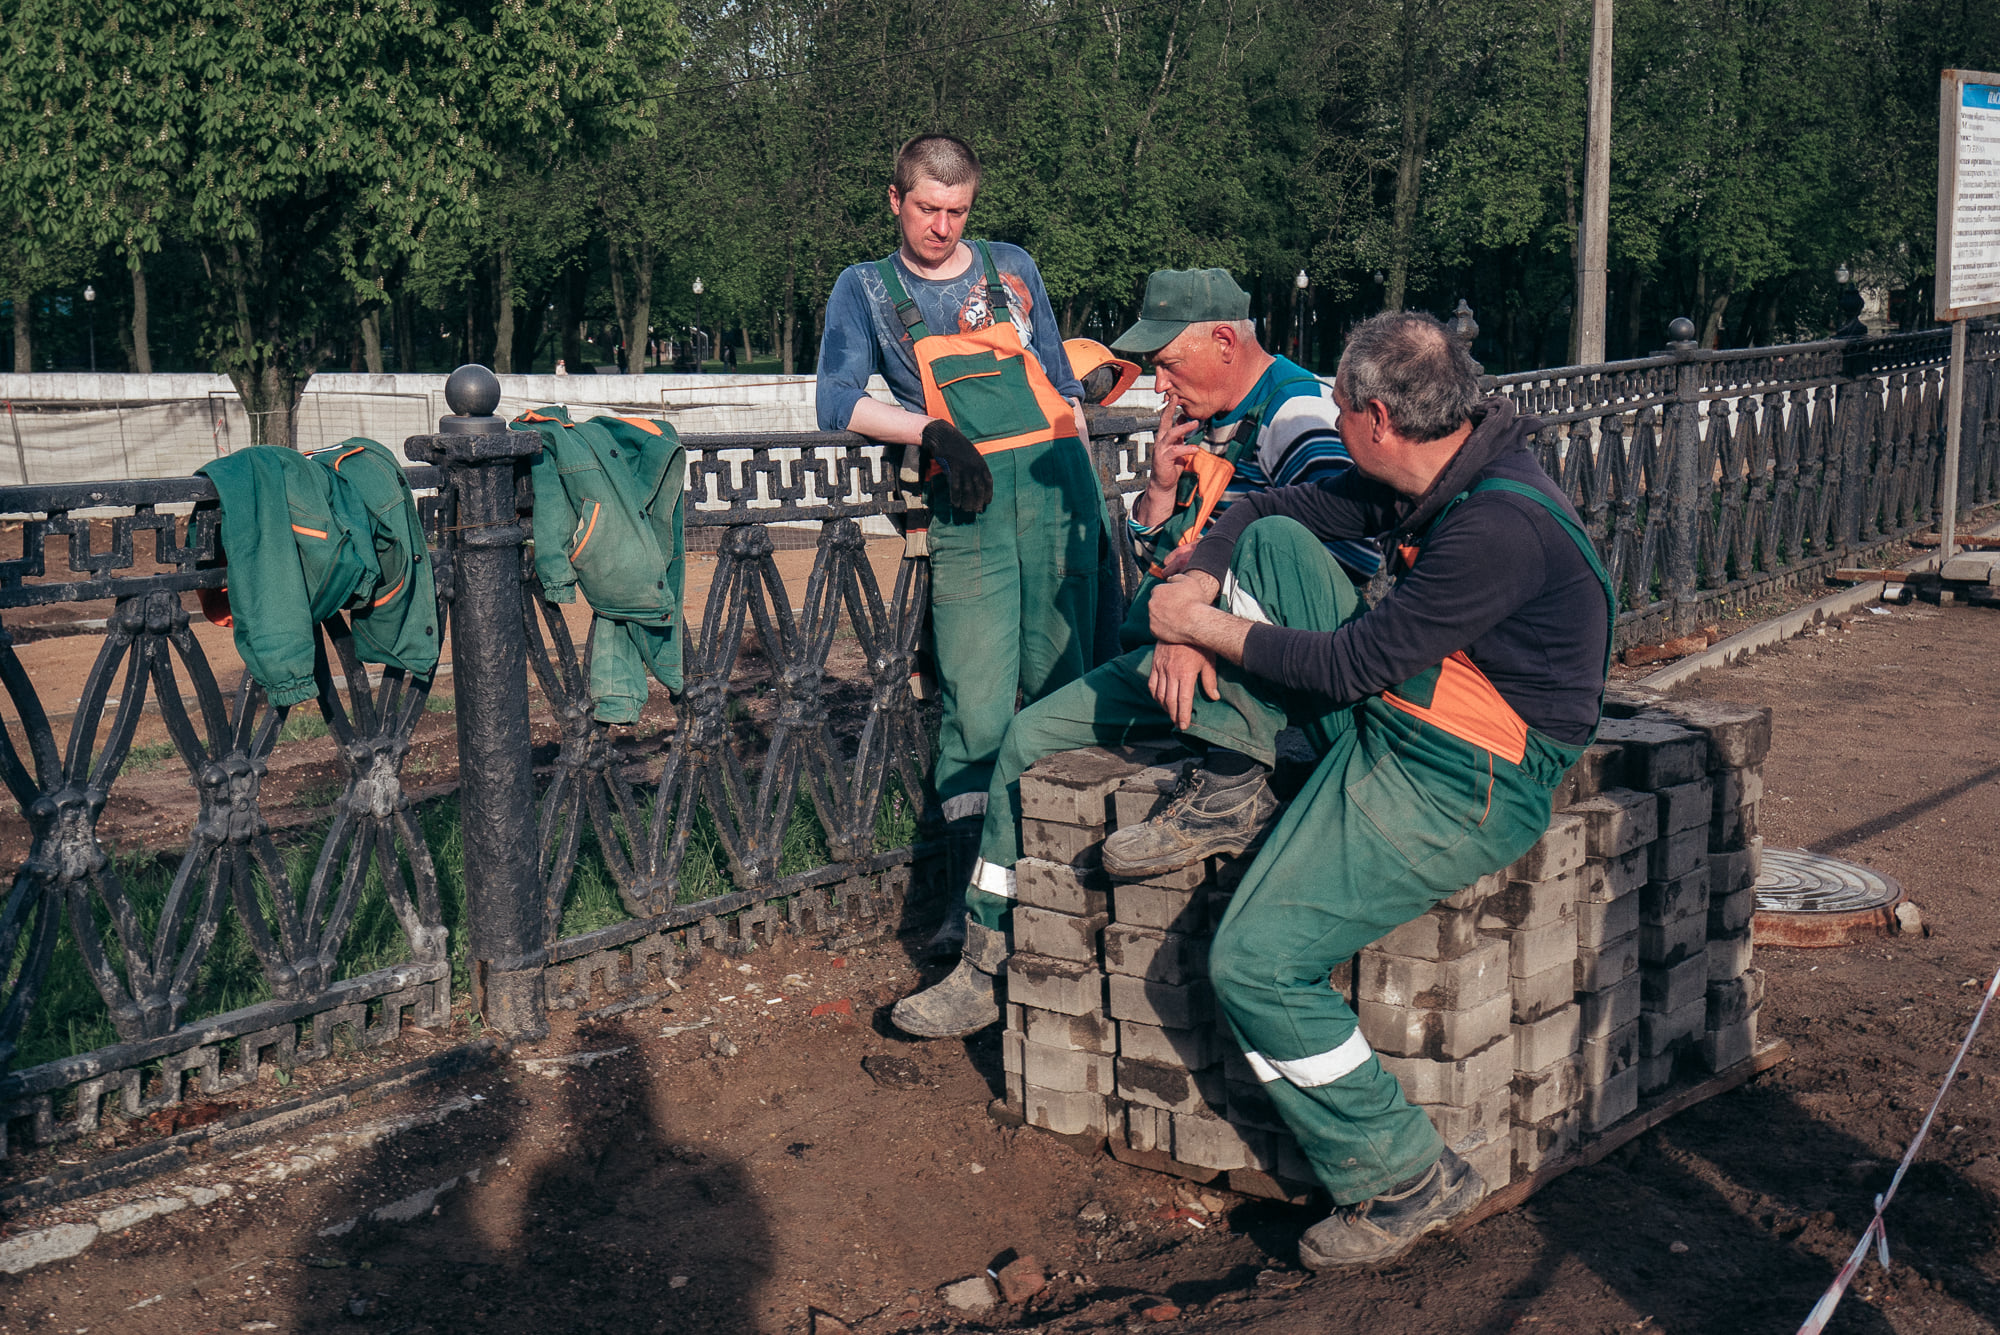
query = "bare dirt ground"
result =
(6, 596, 2000, 1334)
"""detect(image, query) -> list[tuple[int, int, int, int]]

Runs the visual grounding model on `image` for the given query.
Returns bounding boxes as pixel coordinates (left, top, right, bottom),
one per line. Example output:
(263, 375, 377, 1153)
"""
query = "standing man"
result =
(902, 312, 1612, 1269)
(816, 134, 1106, 965)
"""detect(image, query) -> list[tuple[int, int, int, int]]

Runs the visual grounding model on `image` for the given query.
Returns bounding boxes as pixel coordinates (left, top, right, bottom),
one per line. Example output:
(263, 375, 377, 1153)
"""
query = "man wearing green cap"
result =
(893, 268, 1373, 1031)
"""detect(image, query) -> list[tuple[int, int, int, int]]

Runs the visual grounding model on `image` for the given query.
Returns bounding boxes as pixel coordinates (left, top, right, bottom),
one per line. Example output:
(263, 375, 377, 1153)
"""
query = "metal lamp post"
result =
(692, 277, 705, 370)
(1293, 270, 1309, 365)
(82, 284, 96, 372)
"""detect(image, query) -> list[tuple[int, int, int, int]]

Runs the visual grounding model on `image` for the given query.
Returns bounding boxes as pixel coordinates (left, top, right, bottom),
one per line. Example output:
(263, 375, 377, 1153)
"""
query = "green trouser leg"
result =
(1207, 694, 1582, 1205)
(928, 435, 1103, 823)
(963, 516, 1361, 930)
(587, 615, 681, 725)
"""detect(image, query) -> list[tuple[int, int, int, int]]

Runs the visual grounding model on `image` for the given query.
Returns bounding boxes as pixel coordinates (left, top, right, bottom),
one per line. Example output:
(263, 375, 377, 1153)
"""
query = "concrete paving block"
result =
(1022, 817, 1105, 868)
(1638, 701, 1773, 770)
(1223, 1077, 1289, 1133)
(1113, 882, 1206, 933)
(0, 1222, 99, 1275)
(1380, 1038, 1514, 1106)
(1174, 1111, 1274, 1171)
(1006, 1001, 1025, 1032)
(1638, 997, 1707, 1057)
(1511, 1052, 1582, 1123)
(1576, 847, 1649, 904)
(1638, 1048, 1693, 1095)
(1512, 959, 1576, 1024)
(1019, 746, 1145, 826)
(1496, 918, 1580, 979)
(1596, 716, 1707, 789)
(1567, 788, 1661, 859)
(1025, 1085, 1110, 1138)
(97, 1195, 187, 1234)
(1577, 892, 1641, 948)
(1647, 826, 1708, 882)
(1111, 760, 1196, 829)
(1512, 813, 1587, 881)
(1023, 1007, 1117, 1055)
(1711, 800, 1748, 853)
(1116, 1057, 1226, 1115)
(1463, 1136, 1514, 1197)
(1120, 1020, 1222, 1070)
(1706, 928, 1754, 980)
(1657, 779, 1715, 836)
(1736, 802, 1761, 844)
(1640, 911, 1709, 967)
(1006, 1063, 1025, 1109)
(1641, 866, 1711, 925)
(1024, 1038, 1115, 1094)
(1579, 1017, 1640, 1085)
(1513, 1004, 1580, 1071)
(1705, 968, 1766, 1027)
(1360, 990, 1513, 1061)
(1219, 1043, 1258, 1086)
(1560, 742, 1627, 805)
(1014, 904, 1108, 963)
(1513, 1107, 1582, 1177)
(1702, 1013, 1759, 1071)
(1941, 550, 2000, 583)
(1641, 955, 1710, 1014)
(1714, 765, 1765, 814)
(1708, 843, 1759, 892)
(1581, 1064, 1640, 1132)
(1015, 857, 1109, 917)
(1328, 957, 1355, 998)
(1103, 924, 1205, 984)
(1707, 885, 1757, 936)
(1211, 853, 1257, 895)
(1357, 938, 1510, 1009)
(1375, 902, 1484, 961)
(1004, 1028, 1025, 1074)
(1126, 1102, 1171, 1153)
(1132, 859, 1210, 891)
(1576, 932, 1639, 991)
(1008, 954, 1105, 1016)
(1578, 974, 1643, 1041)
(1480, 871, 1582, 931)
(1438, 870, 1509, 912)
(1421, 1084, 1512, 1156)
(1107, 973, 1215, 1028)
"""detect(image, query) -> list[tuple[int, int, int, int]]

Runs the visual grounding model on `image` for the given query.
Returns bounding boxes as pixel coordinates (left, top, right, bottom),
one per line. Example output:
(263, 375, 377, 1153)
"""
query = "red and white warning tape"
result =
(1797, 956, 2000, 1334)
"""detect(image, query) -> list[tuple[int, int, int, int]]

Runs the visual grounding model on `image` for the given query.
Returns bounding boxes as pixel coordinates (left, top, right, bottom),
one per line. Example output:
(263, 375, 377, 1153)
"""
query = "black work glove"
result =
(922, 418, 994, 514)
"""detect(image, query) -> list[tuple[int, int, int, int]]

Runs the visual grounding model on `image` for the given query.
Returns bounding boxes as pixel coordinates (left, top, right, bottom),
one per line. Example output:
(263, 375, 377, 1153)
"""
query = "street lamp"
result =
(1293, 270, 1309, 364)
(692, 277, 705, 370)
(82, 283, 96, 372)
(1834, 262, 1852, 286)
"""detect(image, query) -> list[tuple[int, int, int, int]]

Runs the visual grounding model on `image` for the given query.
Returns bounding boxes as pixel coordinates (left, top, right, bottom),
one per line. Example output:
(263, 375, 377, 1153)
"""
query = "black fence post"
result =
(1663, 317, 1701, 634)
(408, 366, 549, 1041)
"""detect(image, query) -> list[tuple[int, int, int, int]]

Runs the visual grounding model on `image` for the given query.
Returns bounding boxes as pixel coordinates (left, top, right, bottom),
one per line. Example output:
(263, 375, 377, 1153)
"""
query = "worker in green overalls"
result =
(816, 134, 1108, 995)
(902, 312, 1614, 1270)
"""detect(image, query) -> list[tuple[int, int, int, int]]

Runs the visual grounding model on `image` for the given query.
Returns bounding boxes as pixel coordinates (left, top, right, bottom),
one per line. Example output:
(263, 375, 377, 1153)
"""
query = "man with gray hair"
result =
(897, 309, 1614, 1270)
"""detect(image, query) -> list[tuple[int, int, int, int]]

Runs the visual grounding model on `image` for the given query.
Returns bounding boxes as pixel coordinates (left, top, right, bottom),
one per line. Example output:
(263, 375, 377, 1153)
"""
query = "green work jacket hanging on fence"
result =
(512, 406, 688, 725)
(198, 438, 439, 708)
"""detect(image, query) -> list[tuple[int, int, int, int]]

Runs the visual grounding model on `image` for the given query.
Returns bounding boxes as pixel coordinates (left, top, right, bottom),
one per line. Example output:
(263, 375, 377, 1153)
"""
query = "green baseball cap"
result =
(1110, 269, 1252, 355)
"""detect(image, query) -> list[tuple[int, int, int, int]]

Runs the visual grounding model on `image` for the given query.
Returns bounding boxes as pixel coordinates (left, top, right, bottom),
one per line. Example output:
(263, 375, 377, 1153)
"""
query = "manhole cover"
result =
(1753, 847, 1904, 946)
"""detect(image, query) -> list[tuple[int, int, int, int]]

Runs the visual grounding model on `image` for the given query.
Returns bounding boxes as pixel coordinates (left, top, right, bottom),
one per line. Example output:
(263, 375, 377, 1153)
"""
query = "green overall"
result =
(968, 485, 1612, 1205)
(876, 242, 1108, 819)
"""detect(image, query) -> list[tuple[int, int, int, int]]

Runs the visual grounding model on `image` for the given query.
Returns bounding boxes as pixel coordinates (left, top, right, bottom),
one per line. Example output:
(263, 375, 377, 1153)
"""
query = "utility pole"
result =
(1574, 0, 1613, 365)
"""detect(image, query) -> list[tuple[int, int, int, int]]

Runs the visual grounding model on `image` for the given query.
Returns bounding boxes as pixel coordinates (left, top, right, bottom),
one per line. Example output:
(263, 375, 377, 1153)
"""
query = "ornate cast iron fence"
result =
(1489, 319, 2000, 642)
(0, 319, 1993, 1167)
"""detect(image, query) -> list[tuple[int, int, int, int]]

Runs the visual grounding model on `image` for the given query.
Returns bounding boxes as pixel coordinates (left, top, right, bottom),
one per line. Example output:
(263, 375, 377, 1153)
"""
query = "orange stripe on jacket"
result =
(1381, 652, 1531, 766)
(569, 501, 602, 561)
(372, 576, 406, 609)
(329, 446, 367, 471)
(612, 416, 663, 436)
(291, 523, 328, 539)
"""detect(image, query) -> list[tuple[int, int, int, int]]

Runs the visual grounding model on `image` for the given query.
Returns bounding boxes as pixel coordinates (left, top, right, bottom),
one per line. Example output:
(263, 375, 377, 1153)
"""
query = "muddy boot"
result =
(892, 918, 1008, 1039)
(923, 817, 983, 960)
(1101, 763, 1279, 880)
(1297, 1148, 1483, 1271)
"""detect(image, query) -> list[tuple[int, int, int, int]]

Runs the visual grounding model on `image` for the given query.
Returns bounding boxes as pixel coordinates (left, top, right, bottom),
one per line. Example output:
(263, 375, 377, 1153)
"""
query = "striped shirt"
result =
(1130, 355, 1381, 580)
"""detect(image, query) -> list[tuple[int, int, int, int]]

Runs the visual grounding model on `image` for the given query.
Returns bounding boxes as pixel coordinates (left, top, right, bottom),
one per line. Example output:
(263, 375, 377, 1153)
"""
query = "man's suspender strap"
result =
(873, 258, 931, 341)
(974, 241, 1012, 323)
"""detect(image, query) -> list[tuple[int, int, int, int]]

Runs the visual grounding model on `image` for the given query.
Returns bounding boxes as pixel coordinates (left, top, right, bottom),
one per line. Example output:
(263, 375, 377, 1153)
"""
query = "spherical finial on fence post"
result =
(445, 364, 502, 418)
(1667, 317, 1698, 352)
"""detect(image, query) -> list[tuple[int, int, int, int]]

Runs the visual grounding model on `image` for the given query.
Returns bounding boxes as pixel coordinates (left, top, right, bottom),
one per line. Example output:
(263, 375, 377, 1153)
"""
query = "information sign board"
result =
(1938, 70, 2000, 320)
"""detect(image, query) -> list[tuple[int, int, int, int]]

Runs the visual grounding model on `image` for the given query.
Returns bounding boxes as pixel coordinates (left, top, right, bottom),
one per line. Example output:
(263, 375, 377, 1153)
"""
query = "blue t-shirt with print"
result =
(815, 241, 1083, 431)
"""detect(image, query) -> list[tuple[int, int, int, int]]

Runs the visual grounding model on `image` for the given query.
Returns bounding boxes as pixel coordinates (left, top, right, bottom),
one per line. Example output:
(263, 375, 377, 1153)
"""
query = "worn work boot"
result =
(923, 816, 984, 960)
(1297, 1148, 1484, 1270)
(1100, 764, 1280, 880)
(892, 918, 1009, 1039)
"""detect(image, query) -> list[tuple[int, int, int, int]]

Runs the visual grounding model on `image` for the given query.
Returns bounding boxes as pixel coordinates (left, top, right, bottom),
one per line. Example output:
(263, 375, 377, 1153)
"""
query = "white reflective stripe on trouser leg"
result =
(1242, 1031, 1374, 1087)
(1220, 572, 1274, 625)
(970, 858, 1017, 900)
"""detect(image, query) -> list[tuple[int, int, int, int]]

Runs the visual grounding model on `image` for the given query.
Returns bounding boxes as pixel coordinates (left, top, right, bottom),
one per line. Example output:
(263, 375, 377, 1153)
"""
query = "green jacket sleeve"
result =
(196, 449, 328, 708)
(515, 412, 579, 603)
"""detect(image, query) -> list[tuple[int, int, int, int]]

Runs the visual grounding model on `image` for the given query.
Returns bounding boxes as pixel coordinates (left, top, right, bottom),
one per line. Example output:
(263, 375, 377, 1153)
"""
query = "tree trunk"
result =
(1623, 270, 1644, 357)
(1701, 283, 1732, 350)
(739, 320, 752, 368)
(605, 237, 655, 377)
(561, 266, 585, 369)
(1383, 0, 1440, 314)
(130, 260, 152, 374)
(493, 241, 516, 375)
(11, 289, 29, 373)
(780, 259, 798, 375)
(361, 308, 384, 372)
(394, 293, 415, 372)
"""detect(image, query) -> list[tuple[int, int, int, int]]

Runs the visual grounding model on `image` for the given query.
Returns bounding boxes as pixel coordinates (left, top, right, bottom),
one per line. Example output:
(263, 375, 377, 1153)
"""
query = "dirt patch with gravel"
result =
(5, 600, 2000, 1334)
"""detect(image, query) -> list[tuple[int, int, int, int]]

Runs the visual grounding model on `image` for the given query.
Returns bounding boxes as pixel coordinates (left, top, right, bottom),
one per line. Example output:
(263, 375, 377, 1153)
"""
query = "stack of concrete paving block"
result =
(998, 697, 1774, 1200)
